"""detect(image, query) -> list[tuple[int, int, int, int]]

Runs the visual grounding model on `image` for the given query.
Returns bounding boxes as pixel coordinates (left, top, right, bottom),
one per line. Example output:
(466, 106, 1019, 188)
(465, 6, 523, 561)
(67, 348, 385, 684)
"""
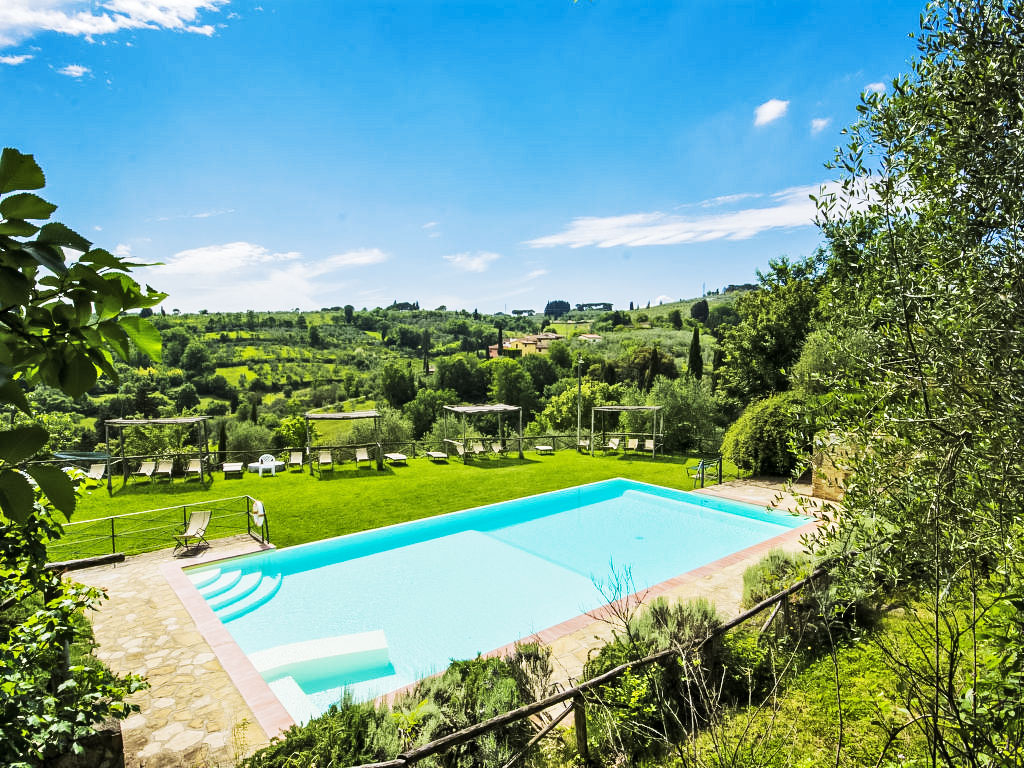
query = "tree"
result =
(0, 148, 160, 763)
(811, 3, 1024, 763)
(380, 362, 416, 409)
(180, 339, 213, 376)
(403, 388, 457, 438)
(688, 327, 703, 379)
(543, 300, 570, 319)
(434, 356, 486, 402)
(615, 345, 678, 391)
(716, 255, 821, 405)
(421, 328, 431, 374)
(344, 304, 354, 324)
(483, 358, 537, 414)
(667, 309, 683, 330)
(689, 298, 709, 323)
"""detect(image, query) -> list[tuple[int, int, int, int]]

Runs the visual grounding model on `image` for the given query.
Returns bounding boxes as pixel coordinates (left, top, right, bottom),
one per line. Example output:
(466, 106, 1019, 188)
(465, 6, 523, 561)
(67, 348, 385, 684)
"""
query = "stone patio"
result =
(72, 479, 819, 767)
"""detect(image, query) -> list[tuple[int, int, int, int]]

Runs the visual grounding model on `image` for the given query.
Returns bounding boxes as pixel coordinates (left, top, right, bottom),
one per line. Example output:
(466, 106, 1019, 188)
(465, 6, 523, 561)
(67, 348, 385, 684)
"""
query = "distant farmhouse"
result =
(575, 302, 613, 312)
(488, 331, 564, 358)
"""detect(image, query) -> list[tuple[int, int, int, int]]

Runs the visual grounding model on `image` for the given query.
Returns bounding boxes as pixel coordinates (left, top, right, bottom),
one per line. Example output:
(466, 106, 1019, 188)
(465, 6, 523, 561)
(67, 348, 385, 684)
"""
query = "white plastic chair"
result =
(257, 453, 278, 477)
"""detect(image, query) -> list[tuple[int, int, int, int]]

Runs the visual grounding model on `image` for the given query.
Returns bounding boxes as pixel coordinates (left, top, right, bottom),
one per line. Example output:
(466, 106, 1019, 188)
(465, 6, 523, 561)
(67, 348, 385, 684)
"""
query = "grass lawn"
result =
(61, 451, 737, 557)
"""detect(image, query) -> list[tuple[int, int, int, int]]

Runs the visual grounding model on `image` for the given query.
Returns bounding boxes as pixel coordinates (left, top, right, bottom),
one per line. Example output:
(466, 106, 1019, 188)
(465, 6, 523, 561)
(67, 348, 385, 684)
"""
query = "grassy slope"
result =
(69, 452, 740, 551)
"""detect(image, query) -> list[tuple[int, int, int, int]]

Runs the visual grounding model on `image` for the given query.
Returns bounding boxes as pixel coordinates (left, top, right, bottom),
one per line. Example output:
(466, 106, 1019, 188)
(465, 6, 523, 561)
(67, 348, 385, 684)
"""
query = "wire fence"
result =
(46, 495, 268, 561)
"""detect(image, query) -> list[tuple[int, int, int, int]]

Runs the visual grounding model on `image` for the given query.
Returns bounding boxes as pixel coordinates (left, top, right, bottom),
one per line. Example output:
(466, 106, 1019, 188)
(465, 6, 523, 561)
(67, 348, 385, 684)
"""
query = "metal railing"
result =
(348, 561, 833, 767)
(46, 494, 269, 561)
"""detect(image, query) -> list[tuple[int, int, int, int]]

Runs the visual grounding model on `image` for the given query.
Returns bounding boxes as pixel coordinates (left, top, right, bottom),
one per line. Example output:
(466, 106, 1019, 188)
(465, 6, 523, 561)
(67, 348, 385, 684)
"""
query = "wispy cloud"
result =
(443, 251, 500, 272)
(810, 117, 831, 135)
(57, 63, 89, 78)
(754, 98, 789, 126)
(0, 0, 228, 49)
(324, 248, 388, 268)
(526, 269, 548, 280)
(653, 294, 674, 305)
(422, 221, 437, 229)
(113, 243, 131, 257)
(527, 181, 853, 249)
(422, 221, 441, 238)
(152, 208, 234, 222)
(865, 82, 886, 94)
(0, 53, 31, 64)
(699, 192, 763, 208)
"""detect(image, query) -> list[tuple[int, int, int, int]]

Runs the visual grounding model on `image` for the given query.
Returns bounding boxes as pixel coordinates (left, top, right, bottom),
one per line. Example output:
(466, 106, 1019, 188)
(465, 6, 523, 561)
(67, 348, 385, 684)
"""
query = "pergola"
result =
(303, 410, 383, 470)
(590, 405, 663, 457)
(442, 404, 524, 460)
(103, 416, 213, 494)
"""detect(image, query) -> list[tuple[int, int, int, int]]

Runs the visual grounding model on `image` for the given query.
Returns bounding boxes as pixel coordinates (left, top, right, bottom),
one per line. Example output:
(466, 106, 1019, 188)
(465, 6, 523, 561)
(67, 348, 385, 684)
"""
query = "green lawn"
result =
(61, 452, 734, 557)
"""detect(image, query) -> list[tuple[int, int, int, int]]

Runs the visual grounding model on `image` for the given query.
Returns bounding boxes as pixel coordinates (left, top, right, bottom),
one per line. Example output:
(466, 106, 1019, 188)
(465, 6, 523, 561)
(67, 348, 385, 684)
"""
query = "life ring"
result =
(251, 500, 266, 527)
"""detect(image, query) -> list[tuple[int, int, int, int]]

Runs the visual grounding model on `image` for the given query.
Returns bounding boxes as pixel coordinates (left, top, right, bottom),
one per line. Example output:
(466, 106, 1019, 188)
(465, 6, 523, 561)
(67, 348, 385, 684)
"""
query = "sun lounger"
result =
(426, 451, 448, 462)
(384, 452, 407, 465)
(534, 443, 554, 455)
(86, 463, 106, 481)
(604, 437, 621, 452)
(453, 442, 466, 458)
(626, 438, 639, 452)
(184, 458, 203, 481)
(644, 439, 656, 452)
(491, 442, 505, 456)
(578, 438, 590, 452)
(317, 450, 333, 475)
(132, 460, 156, 483)
(153, 459, 174, 482)
(355, 447, 371, 466)
(222, 462, 244, 478)
(173, 509, 211, 555)
(288, 451, 304, 470)
(472, 441, 486, 457)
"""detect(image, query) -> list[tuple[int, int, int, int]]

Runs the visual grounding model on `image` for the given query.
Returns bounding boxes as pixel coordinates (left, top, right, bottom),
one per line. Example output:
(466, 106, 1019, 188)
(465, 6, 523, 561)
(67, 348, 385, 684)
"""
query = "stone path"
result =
(74, 536, 274, 768)
(72, 479, 819, 767)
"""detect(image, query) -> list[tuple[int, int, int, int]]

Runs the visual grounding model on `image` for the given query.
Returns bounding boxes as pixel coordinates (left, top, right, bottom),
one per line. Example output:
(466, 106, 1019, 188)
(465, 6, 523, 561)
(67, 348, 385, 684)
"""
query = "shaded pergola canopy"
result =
(303, 410, 383, 469)
(442, 403, 524, 460)
(590, 405, 663, 456)
(105, 416, 212, 426)
(591, 406, 662, 414)
(103, 416, 214, 493)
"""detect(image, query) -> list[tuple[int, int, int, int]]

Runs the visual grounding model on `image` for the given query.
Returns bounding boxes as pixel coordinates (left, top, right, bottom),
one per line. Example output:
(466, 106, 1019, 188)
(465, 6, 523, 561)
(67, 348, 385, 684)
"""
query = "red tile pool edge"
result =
(165, 502, 817, 735)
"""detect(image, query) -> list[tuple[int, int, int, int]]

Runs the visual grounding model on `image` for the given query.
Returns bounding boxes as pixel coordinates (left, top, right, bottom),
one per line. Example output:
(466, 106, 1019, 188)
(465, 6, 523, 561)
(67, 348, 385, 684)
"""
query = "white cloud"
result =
(653, 295, 673, 305)
(810, 117, 831, 135)
(422, 221, 437, 229)
(0, 53, 31, 64)
(526, 269, 548, 280)
(754, 98, 789, 126)
(443, 251, 500, 272)
(527, 181, 860, 249)
(113, 243, 131, 256)
(699, 192, 763, 208)
(152, 207, 234, 221)
(93, 225, 102, 231)
(0, 0, 228, 49)
(324, 248, 388, 268)
(865, 82, 886, 94)
(57, 63, 89, 77)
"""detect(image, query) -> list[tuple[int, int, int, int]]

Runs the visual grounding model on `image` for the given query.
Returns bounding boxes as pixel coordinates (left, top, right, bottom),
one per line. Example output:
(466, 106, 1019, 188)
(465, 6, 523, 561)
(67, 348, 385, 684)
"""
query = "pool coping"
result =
(165, 481, 816, 737)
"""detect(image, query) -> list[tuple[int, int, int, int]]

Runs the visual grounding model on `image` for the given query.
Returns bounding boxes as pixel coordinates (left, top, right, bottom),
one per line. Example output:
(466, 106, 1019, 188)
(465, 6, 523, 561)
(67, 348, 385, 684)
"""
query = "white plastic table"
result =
(247, 460, 285, 476)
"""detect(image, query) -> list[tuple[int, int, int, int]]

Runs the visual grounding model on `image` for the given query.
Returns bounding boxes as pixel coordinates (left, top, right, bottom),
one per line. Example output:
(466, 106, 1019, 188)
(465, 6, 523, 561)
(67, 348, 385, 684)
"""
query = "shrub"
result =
(742, 549, 812, 608)
(226, 421, 275, 462)
(720, 391, 806, 476)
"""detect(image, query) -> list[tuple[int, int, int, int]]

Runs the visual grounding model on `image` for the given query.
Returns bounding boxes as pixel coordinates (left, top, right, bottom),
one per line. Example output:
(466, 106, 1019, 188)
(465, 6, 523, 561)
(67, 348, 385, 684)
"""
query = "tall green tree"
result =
(812, 3, 1024, 763)
(688, 327, 703, 379)
(0, 148, 161, 764)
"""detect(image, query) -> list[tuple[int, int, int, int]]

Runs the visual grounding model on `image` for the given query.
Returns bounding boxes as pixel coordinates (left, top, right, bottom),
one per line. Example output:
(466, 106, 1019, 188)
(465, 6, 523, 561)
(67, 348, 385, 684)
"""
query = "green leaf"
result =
(36, 222, 91, 253)
(0, 468, 35, 523)
(0, 379, 31, 414)
(0, 425, 48, 462)
(58, 352, 97, 398)
(120, 315, 162, 362)
(0, 148, 46, 193)
(0, 266, 31, 306)
(80, 248, 124, 269)
(0, 219, 40, 237)
(26, 464, 76, 516)
(0, 193, 57, 221)
(20, 243, 67, 275)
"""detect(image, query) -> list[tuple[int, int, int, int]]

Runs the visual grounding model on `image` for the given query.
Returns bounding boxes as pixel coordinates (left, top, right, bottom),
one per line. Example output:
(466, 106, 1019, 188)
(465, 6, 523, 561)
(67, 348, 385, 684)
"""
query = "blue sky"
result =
(1, 1, 923, 313)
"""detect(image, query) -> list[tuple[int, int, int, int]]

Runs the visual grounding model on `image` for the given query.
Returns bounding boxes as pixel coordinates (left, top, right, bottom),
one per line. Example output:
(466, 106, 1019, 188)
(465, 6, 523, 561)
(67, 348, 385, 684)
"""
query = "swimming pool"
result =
(185, 478, 806, 722)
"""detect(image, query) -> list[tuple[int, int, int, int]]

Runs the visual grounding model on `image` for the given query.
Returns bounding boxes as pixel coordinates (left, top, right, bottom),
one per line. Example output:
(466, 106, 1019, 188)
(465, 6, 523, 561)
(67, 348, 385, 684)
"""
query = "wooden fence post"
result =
(573, 694, 589, 764)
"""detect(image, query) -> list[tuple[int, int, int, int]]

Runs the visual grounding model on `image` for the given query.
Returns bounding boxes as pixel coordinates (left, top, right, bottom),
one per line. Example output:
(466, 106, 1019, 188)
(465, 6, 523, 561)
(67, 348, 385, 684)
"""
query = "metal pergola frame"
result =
(590, 405, 663, 457)
(103, 416, 213, 494)
(303, 410, 384, 470)
(442, 404, 524, 461)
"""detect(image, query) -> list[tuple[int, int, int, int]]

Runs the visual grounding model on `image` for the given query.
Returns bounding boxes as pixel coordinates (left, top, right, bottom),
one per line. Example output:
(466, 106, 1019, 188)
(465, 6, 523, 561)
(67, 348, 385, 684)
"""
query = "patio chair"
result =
(472, 441, 486, 457)
(688, 458, 721, 483)
(491, 442, 505, 456)
(183, 458, 203, 481)
(153, 460, 174, 483)
(626, 438, 639, 452)
(288, 451, 304, 471)
(578, 438, 590, 452)
(86, 463, 106, 481)
(644, 439, 656, 452)
(132, 460, 156, 483)
(173, 509, 211, 556)
(453, 442, 467, 459)
(256, 453, 278, 477)
(355, 447, 371, 467)
(317, 450, 334, 476)
(604, 437, 621, 453)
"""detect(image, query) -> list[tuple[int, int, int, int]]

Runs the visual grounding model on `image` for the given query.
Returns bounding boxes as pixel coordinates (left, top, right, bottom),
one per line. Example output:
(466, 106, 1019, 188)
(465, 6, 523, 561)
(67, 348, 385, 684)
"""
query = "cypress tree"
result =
(689, 327, 703, 379)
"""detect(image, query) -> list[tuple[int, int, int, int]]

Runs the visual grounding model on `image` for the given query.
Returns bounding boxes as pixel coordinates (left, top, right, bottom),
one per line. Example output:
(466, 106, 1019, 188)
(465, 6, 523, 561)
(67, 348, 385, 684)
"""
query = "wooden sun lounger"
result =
(288, 451, 304, 470)
(183, 458, 203, 481)
(491, 442, 505, 456)
(355, 447, 371, 466)
(132, 460, 156, 483)
(426, 451, 448, 462)
(384, 452, 407, 465)
(222, 462, 244, 478)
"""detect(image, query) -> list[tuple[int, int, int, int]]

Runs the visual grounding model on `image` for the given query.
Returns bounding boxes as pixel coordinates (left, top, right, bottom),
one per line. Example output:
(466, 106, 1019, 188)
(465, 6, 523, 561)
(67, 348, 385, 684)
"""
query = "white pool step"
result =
(187, 567, 221, 590)
(267, 676, 320, 725)
(197, 568, 243, 599)
(207, 572, 261, 611)
(251, 630, 389, 683)
(215, 573, 283, 622)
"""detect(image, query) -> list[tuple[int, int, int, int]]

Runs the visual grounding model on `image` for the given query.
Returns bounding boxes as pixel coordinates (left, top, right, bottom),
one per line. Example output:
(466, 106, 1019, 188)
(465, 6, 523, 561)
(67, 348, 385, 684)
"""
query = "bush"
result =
(720, 391, 806, 475)
(742, 549, 812, 608)
(226, 421, 275, 462)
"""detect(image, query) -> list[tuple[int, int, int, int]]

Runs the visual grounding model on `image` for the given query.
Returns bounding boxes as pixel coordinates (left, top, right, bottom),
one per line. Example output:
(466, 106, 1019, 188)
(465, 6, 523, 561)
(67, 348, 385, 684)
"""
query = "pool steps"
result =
(216, 573, 283, 623)
(195, 569, 243, 599)
(188, 566, 284, 622)
(249, 629, 390, 683)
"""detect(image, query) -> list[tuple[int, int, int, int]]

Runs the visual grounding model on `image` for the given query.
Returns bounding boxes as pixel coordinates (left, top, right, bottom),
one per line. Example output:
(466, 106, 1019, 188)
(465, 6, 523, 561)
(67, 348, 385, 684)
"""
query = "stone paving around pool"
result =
(72, 479, 821, 767)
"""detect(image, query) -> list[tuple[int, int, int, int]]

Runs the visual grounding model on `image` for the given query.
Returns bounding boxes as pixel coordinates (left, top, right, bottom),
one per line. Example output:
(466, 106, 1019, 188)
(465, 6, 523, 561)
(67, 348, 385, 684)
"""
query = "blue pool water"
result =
(186, 478, 805, 720)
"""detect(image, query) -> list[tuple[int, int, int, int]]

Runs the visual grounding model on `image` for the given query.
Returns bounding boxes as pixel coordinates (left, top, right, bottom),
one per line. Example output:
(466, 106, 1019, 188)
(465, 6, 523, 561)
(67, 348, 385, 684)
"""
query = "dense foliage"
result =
(720, 391, 807, 476)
